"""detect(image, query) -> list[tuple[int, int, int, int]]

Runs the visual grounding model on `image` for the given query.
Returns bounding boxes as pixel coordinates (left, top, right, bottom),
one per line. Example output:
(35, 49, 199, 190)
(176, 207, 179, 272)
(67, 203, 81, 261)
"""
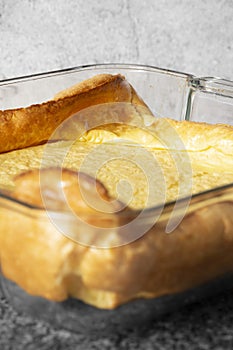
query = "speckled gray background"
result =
(0, 0, 232, 80)
(0, 0, 233, 349)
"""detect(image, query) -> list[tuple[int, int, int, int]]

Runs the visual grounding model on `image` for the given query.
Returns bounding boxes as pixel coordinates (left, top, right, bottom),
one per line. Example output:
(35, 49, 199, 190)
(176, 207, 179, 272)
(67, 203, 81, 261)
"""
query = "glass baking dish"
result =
(0, 64, 233, 335)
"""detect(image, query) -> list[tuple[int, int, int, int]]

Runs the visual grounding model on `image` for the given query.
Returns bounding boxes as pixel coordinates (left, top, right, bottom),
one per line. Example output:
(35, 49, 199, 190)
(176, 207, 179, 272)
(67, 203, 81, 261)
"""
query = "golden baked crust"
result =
(0, 74, 148, 154)
(1, 115, 233, 205)
(151, 117, 233, 171)
(0, 74, 233, 310)
(1, 168, 233, 309)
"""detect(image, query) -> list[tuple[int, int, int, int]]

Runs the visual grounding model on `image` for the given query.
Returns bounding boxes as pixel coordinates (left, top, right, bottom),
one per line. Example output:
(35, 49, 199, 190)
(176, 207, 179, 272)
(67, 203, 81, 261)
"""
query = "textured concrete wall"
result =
(0, 0, 232, 80)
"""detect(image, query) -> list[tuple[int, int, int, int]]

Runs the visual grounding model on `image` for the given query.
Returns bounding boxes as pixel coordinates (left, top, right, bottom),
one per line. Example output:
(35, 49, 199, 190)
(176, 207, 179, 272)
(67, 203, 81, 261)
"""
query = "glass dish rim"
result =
(0, 63, 194, 85)
(1, 178, 233, 219)
(0, 62, 233, 217)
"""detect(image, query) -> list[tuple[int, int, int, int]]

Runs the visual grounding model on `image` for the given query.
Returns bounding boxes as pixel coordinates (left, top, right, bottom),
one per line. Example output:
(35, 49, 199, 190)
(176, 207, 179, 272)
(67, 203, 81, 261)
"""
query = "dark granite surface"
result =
(1, 289, 233, 350)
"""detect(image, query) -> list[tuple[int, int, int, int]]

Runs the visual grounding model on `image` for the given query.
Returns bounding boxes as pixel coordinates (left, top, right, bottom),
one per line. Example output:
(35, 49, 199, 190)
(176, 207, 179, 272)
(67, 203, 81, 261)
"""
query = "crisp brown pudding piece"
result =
(0, 74, 147, 153)
(0, 74, 233, 309)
